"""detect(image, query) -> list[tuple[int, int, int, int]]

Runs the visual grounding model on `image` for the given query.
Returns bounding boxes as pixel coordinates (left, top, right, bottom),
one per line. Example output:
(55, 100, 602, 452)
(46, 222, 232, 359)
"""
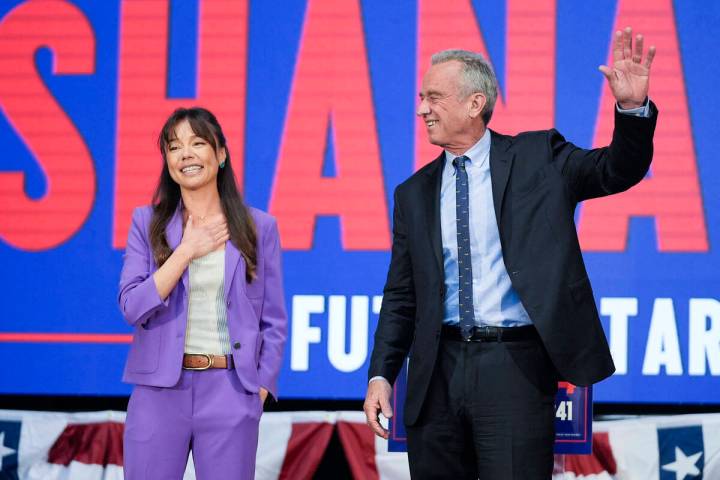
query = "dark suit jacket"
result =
(369, 103, 658, 426)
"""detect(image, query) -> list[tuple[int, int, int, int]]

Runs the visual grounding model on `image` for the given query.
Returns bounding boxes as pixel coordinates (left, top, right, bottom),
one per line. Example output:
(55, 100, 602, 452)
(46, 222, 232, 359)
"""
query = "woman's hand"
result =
(180, 214, 229, 259)
(259, 387, 269, 410)
(152, 213, 228, 301)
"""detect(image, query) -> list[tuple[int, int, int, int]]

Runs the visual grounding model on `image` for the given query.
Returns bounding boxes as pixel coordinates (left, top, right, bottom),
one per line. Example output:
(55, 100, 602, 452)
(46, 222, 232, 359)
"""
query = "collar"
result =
(443, 128, 491, 175)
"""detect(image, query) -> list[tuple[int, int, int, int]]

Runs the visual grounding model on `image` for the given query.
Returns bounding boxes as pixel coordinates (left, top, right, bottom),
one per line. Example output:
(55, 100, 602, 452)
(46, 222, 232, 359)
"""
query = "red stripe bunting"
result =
(337, 421, 380, 480)
(280, 422, 334, 479)
(563, 432, 618, 475)
(48, 422, 124, 467)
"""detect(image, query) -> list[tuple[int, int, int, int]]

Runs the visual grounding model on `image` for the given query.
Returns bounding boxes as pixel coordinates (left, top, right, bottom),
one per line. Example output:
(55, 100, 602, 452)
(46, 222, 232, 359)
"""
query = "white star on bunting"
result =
(0, 431, 17, 468)
(661, 446, 703, 480)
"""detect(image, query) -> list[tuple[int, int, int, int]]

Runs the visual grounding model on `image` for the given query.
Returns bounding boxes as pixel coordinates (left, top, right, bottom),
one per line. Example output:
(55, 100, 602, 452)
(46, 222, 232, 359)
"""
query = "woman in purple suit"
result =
(119, 107, 287, 479)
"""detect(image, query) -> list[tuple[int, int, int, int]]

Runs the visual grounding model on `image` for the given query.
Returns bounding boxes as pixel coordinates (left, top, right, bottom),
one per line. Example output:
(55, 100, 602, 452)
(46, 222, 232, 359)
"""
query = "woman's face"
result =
(165, 119, 226, 192)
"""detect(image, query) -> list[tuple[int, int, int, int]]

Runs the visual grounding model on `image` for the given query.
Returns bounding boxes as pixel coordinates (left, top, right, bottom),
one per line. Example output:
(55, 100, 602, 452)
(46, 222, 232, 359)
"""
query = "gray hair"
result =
(431, 49, 498, 124)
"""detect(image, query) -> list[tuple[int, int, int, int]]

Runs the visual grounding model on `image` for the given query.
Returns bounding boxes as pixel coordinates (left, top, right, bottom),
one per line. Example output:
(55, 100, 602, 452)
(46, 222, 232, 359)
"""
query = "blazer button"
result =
(233, 342, 241, 350)
(226, 299, 232, 308)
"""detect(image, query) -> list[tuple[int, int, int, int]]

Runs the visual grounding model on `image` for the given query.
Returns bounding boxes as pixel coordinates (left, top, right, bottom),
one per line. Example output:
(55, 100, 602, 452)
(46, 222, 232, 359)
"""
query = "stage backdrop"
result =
(0, 0, 718, 403)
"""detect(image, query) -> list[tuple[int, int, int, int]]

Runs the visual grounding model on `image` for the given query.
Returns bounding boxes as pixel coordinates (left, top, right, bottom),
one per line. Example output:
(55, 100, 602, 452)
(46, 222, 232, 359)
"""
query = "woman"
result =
(119, 107, 287, 479)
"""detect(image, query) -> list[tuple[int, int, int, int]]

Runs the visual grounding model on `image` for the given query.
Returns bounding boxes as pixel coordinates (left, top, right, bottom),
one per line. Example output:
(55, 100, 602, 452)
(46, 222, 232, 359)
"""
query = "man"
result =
(364, 28, 657, 479)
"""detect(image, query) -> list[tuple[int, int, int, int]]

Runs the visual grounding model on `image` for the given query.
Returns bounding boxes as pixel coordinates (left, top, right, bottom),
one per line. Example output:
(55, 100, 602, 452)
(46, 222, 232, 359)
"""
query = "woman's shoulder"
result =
(135, 204, 154, 216)
(247, 206, 277, 231)
(126, 205, 157, 237)
(131, 205, 155, 223)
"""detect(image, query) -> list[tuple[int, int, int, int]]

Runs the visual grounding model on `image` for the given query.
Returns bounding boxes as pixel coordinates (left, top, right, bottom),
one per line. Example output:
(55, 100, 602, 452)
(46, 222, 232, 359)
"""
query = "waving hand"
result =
(599, 27, 656, 109)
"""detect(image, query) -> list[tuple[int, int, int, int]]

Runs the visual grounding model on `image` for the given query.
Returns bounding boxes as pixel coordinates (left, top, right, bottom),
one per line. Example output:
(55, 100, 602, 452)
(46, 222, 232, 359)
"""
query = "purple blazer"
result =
(118, 205, 287, 398)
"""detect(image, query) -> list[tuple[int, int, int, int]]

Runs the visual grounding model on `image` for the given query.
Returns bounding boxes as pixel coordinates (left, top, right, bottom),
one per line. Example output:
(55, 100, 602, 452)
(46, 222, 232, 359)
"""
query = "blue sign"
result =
(554, 383, 593, 455)
(388, 363, 592, 453)
(0, 0, 718, 403)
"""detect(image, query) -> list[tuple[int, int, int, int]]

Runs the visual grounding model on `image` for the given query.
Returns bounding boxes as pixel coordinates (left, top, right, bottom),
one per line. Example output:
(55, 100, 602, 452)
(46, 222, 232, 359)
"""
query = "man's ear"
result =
(468, 92, 487, 119)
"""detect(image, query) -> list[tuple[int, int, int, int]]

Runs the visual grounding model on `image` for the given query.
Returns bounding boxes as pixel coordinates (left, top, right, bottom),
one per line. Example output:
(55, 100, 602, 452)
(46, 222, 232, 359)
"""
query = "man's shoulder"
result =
(395, 154, 443, 194)
(491, 128, 557, 148)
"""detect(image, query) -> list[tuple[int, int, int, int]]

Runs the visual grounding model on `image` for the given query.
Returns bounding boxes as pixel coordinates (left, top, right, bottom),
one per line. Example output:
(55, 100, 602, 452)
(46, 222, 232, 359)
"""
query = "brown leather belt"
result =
(182, 353, 234, 370)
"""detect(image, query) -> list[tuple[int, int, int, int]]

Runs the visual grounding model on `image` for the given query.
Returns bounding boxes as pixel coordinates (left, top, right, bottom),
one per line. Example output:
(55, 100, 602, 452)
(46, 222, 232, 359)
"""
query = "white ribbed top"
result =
(184, 249, 230, 355)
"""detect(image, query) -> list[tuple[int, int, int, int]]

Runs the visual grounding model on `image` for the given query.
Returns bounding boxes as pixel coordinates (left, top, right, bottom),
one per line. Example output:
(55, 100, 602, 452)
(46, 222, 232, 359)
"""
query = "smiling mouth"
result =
(181, 165, 203, 175)
(426, 120, 437, 127)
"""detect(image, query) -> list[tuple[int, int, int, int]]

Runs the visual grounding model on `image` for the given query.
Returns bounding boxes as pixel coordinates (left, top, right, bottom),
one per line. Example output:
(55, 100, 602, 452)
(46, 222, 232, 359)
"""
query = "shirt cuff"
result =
(369, 376, 389, 385)
(616, 98, 650, 118)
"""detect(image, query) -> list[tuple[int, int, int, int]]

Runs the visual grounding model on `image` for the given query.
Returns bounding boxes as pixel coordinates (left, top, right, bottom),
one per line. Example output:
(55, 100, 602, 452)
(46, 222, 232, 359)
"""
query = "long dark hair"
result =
(149, 107, 257, 282)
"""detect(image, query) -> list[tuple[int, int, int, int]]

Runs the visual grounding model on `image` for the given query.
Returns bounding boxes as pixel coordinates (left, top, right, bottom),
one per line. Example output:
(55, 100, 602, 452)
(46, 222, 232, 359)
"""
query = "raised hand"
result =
(181, 214, 229, 259)
(599, 27, 656, 109)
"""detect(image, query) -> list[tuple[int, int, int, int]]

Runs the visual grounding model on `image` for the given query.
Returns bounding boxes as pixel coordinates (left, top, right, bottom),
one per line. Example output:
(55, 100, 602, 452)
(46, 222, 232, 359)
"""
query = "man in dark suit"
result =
(364, 28, 657, 479)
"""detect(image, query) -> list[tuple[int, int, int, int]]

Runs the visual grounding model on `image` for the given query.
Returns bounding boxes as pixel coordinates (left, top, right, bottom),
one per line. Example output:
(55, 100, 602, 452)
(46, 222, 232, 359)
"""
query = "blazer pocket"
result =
(127, 327, 161, 374)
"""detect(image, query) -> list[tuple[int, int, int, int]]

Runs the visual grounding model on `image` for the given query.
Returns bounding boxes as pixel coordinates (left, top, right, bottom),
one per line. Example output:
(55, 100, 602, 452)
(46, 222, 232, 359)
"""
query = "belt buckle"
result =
(462, 326, 473, 342)
(185, 353, 214, 371)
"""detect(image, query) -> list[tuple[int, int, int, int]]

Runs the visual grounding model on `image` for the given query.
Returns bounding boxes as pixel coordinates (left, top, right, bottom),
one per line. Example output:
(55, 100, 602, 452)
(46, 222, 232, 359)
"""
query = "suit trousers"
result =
(406, 335, 558, 479)
(123, 368, 262, 480)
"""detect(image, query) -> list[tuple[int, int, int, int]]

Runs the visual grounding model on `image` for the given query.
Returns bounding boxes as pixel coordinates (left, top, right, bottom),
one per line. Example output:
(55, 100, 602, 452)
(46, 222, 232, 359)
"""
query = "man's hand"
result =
(599, 27, 656, 109)
(363, 378, 393, 439)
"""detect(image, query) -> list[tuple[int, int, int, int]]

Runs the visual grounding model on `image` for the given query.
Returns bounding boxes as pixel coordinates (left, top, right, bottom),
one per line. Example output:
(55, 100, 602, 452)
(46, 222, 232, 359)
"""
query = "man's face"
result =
(417, 61, 474, 149)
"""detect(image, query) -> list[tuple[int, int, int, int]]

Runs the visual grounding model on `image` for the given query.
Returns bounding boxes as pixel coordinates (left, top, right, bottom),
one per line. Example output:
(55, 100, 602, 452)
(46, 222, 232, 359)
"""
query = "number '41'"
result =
(556, 400, 573, 421)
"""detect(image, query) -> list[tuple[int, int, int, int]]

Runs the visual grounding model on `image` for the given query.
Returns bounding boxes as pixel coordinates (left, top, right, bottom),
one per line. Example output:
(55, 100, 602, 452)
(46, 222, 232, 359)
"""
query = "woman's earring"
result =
(219, 161, 226, 169)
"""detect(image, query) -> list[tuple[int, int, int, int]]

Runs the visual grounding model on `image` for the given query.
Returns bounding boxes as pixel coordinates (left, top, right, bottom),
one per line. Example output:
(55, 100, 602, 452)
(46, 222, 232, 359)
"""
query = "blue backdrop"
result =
(0, 0, 718, 403)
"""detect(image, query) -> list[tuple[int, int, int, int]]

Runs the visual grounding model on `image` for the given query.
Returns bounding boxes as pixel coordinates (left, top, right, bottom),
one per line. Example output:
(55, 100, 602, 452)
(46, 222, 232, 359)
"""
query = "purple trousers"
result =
(124, 368, 262, 479)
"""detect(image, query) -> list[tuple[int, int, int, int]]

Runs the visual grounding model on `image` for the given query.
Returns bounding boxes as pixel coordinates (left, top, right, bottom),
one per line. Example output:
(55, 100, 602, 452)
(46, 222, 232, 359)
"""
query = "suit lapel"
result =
(424, 152, 445, 276)
(424, 134, 512, 273)
(489, 130, 514, 223)
(224, 240, 242, 301)
(165, 205, 189, 293)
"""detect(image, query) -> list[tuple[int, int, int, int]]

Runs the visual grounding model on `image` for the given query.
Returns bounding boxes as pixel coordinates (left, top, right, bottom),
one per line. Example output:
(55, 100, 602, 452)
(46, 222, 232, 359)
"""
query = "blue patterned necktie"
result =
(453, 155, 475, 340)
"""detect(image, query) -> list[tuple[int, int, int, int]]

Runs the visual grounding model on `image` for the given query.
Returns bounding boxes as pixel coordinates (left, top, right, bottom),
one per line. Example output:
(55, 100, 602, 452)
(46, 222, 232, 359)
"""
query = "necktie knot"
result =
(453, 155, 469, 171)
